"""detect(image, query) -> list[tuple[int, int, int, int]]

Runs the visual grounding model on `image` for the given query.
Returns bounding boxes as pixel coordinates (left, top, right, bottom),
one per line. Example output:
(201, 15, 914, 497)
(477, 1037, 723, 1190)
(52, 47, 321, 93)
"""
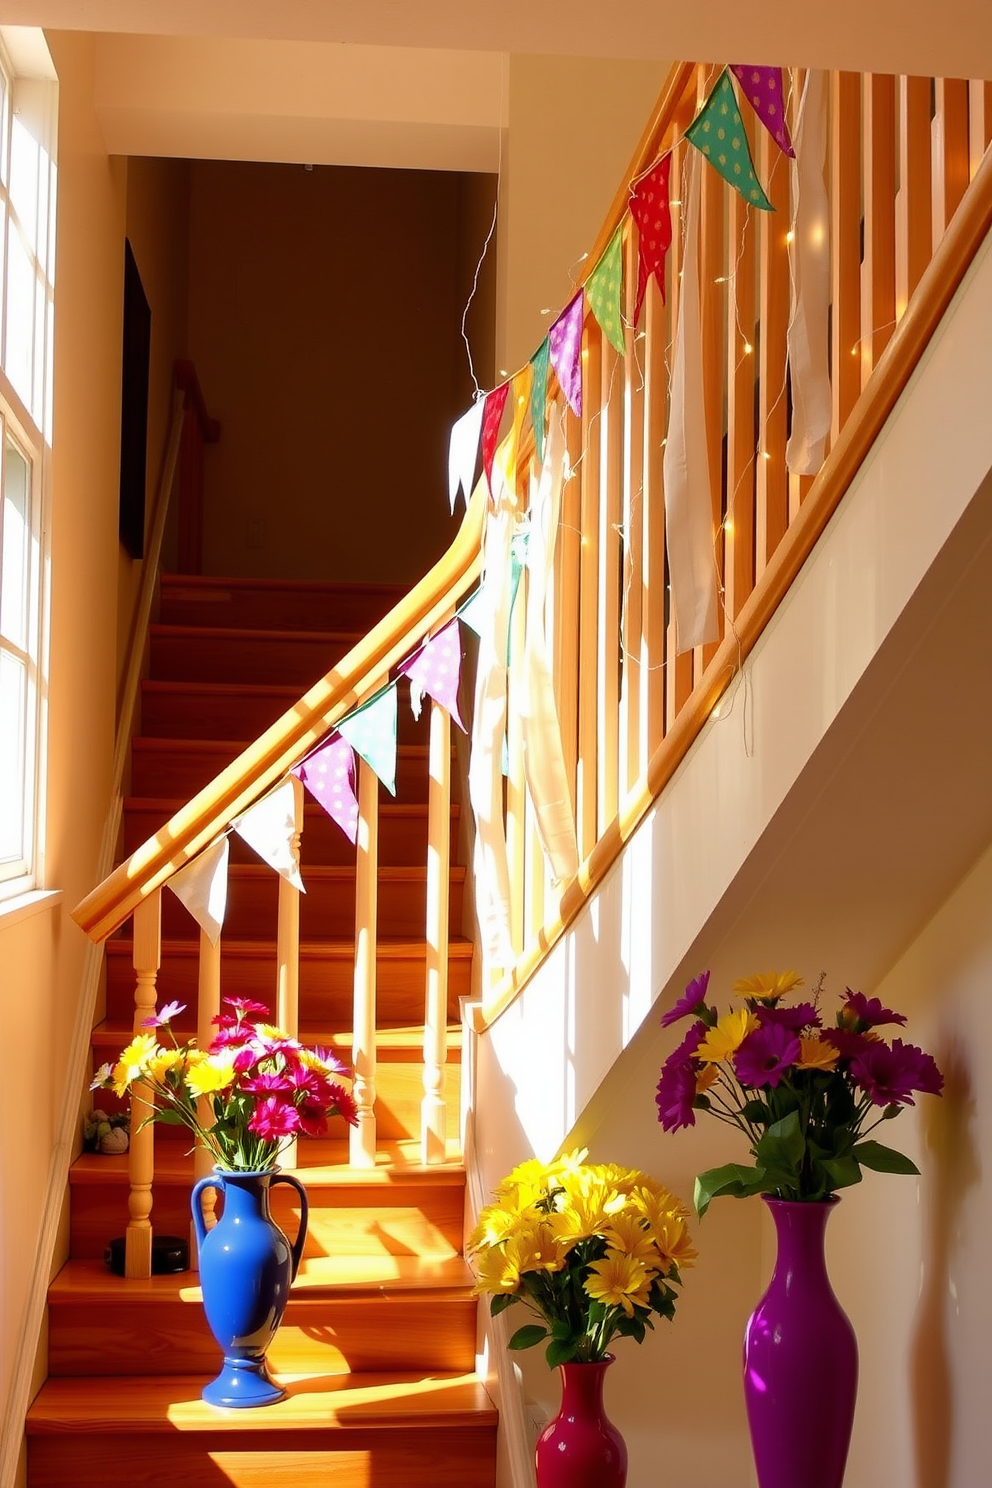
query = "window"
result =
(0, 30, 56, 899)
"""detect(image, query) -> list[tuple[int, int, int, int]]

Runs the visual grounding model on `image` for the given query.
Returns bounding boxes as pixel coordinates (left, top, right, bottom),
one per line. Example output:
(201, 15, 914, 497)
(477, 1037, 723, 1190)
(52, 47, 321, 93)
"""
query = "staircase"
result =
(26, 574, 496, 1488)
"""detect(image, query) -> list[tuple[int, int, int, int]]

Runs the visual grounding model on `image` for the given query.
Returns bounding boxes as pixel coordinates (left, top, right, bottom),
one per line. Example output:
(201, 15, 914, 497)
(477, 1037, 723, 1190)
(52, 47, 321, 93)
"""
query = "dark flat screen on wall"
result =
(119, 239, 151, 559)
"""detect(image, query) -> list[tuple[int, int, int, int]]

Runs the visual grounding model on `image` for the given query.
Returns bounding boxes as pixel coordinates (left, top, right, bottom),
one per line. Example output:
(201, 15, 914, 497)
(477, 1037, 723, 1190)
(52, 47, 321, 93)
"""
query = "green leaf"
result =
(149, 1108, 188, 1126)
(820, 1156, 863, 1191)
(740, 1099, 770, 1124)
(754, 1111, 806, 1175)
(545, 1336, 578, 1368)
(853, 1140, 920, 1176)
(508, 1323, 548, 1351)
(694, 1163, 767, 1218)
(489, 1293, 519, 1318)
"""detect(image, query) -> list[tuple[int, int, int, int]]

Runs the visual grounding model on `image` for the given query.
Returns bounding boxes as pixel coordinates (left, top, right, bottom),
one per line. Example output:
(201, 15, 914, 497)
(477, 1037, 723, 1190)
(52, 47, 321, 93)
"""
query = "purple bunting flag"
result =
(629, 152, 673, 323)
(399, 618, 466, 732)
(730, 65, 795, 158)
(293, 735, 358, 845)
(548, 293, 584, 417)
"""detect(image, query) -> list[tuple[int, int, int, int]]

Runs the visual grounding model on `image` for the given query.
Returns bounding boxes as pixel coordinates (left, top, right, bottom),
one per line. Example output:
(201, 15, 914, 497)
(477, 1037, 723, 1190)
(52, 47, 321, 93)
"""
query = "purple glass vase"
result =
(743, 1197, 858, 1488)
(535, 1356, 627, 1488)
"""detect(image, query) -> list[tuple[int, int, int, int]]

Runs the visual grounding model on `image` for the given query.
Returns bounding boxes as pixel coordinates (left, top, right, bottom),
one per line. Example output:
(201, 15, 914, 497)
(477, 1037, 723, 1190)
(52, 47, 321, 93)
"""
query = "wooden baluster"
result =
(577, 330, 601, 860)
(830, 72, 863, 449)
(126, 891, 161, 1280)
(724, 174, 757, 623)
(554, 406, 582, 833)
(968, 80, 992, 178)
(862, 74, 897, 389)
(666, 140, 695, 724)
(276, 772, 303, 1171)
(896, 75, 933, 319)
(641, 262, 667, 751)
(620, 225, 645, 793)
(421, 699, 451, 1165)
(756, 124, 791, 576)
(191, 926, 221, 1267)
(350, 758, 379, 1168)
(932, 79, 971, 242)
(699, 120, 727, 674)
(505, 563, 527, 958)
(597, 332, 622, 834)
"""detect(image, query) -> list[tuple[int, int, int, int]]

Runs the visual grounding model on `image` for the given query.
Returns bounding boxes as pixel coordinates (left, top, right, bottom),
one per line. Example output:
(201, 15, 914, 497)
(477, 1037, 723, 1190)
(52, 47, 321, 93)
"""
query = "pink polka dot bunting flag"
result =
(586, 225, 626, 354)
(629, 151, 673, 324)
(398, 617, 466, 732)
(548, 292, 584, 417)
(686, 69, 774, 211)
(482, 382, 510, 501)
(730, 65, 794, 158)
(293, 735, 358, 845)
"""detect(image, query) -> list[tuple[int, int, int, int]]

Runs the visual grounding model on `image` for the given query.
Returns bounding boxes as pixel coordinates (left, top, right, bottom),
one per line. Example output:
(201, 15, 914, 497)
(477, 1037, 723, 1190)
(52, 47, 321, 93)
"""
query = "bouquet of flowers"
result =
(91, 995, 357, 1172)
(656, 971, 943, 1215)
(468, 1151, 695, 1366)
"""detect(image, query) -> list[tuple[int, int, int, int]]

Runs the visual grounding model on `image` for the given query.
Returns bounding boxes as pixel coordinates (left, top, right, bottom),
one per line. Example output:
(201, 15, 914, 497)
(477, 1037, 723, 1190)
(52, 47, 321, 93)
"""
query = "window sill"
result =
(0, 887, 64, 929)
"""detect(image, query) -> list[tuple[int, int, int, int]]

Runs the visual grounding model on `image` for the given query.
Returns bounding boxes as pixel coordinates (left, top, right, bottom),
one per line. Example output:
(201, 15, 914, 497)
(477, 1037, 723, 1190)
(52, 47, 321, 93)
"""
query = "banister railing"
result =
(71, 60, 992, 1280)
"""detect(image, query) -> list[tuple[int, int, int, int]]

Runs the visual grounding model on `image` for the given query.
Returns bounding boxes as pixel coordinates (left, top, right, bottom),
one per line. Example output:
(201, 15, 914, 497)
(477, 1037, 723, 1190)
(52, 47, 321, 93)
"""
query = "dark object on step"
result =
(104, 1234, 190, 1276)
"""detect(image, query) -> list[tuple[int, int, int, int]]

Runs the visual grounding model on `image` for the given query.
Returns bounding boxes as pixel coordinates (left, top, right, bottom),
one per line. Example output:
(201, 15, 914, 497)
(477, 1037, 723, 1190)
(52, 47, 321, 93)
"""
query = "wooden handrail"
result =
(71, 483, 486, 942)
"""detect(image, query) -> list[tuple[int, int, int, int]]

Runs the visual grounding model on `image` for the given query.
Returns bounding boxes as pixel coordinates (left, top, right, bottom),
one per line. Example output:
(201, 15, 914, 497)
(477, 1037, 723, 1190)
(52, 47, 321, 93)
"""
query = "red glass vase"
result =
(535, 1356, 627, 1488)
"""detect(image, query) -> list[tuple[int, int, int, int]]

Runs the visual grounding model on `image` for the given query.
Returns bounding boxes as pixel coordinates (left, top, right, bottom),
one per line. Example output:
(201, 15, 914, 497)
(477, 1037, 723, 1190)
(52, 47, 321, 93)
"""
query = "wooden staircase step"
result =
(48, 1256, 478, 1376)
(130, 737, 443, 799)
(68, 1143, 467, 1262)
(158, 574, 407, 633)
(139, 679, 431, 744)
(27, 1372, 497, 1487)
(104, 938, 472, 1025)
(124, 797, 459, 865)
(149, 622, 364, 687)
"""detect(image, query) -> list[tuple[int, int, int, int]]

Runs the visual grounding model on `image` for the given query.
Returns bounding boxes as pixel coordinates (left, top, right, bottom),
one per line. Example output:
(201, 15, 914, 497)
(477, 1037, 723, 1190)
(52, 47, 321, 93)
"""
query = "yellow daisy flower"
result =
(732, 970, 805, 1001)
(514, 1224, 564, 1276)
(471, 1233, 532, 1295)
(697, 1009, 758, 1064)
(146, 1046, 186, 1085)
(584, 1251, 653, 1316)
(796, 1036, 839, 1071)
(111, 1031, 159, 1097)
(184, 1049, 238, 1098)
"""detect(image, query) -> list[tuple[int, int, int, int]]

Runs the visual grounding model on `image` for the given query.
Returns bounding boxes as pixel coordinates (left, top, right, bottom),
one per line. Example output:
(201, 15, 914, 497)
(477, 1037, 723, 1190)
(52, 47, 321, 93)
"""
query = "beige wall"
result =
(496, 53, 668, 377)
(185, 159, 489, 584)
(0, 26, 125, 1464)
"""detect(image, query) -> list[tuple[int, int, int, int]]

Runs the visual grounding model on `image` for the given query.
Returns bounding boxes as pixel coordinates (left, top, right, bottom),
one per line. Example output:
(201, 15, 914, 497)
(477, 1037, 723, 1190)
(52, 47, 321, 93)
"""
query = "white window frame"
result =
(0, 28, 55, 903)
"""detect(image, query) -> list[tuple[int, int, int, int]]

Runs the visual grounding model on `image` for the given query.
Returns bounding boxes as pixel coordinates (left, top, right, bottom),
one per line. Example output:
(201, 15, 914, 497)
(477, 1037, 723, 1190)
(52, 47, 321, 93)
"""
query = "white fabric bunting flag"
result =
(399, 618, 466, 731)
(786, 69, 832, 475)
(448, 399, 485, 513)
(338, 685, 398, 796)
(520, 405, 579, 884)
(662, 149, 720, 652)
(234, 778, 305, 892)
(166, 835, 229, 945)
(294, 734, 359, 844)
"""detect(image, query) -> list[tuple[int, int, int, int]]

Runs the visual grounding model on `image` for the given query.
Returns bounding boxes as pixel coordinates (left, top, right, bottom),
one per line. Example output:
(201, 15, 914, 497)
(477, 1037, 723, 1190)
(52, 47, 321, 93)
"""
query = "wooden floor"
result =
(26, 575, 495, 1488)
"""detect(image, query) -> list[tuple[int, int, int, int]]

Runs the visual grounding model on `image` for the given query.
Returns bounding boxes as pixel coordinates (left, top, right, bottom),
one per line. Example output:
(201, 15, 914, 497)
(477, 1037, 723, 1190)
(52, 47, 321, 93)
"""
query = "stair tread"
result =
(91, 1020, 462, 1051)
(70, 1139, 465, 1186)
(149, 622, 364, 644)
(49, 1253, 475, 1302)
(27, 1370, 497, 1432)
(104, 936, 473, 955)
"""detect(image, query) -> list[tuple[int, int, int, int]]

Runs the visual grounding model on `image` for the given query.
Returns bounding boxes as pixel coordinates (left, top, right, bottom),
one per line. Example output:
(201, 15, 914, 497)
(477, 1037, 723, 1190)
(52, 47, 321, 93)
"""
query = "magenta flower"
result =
(734, 1023, 801, 1088)
(660, 971, 711, 1028)
(248, 1096, 301, 1140)
(142, 1000, 187, 1028)
(822, 1027, 876, 1061)
(332, 1085, 359, 1127)
(841, 991, 908, 1029)
(223, 995, 271, 1019)
(850, 1038, 944, 1106)
(242, 1071, 294, 1095)
(756, 1001, 820, 1031)
(656, 1024, 706, 1131)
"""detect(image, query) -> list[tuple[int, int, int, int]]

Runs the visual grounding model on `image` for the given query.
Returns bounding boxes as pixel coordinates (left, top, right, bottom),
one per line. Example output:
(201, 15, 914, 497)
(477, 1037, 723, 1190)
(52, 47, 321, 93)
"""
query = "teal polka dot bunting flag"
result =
(686, 69, 774, 212)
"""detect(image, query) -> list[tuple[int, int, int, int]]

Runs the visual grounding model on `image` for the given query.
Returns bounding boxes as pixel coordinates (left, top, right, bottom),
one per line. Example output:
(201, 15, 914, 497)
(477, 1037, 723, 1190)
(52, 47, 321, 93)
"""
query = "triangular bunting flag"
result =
(481, 383, 510, 500)
(458, 583, 485, 637)
(586, 225, 625, 354)
(530, 338, 550, 466)
(686, 69, 774, 211)
(166, 835, 229, 945)
(294, 734, 359, 845)
(338, 684, 398, 796)
(548, 293, 584, 417)
(234, 778, 305, 891)
(447, 398, 485, 512)
(506, 524, 529, 666)
(492, 364, 533, 508)
(629, 152, 673, 323)
(399, 617, 466, 731)
(730, 65, 794, 158)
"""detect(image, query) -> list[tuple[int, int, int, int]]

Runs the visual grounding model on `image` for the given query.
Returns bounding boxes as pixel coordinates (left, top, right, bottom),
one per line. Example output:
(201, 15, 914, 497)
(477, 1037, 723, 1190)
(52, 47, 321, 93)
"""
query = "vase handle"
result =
(269, 1172, 309, 1281)
(191, 1172, 224, 1253)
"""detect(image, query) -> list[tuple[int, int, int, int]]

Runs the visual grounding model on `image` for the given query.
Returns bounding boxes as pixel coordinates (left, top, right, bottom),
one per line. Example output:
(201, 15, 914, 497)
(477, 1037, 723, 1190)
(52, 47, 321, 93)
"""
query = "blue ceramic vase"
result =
(191, 1167, 308, 1407)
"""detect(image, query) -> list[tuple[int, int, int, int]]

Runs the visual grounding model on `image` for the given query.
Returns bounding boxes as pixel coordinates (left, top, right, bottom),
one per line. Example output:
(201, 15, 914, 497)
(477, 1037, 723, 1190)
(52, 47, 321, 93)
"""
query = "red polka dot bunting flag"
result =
(481, 382, 510, 500)
(629, 151, 673, 324)
(548, 292, 584, 417)
(730, 65, 794, 158)
(398, 617, 466, 732)
(293, 735, 358, 845)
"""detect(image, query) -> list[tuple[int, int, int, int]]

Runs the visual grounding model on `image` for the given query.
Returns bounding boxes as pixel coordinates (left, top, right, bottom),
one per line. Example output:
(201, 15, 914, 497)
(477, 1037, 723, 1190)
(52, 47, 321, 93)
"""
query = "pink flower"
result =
(660, 971, 711, 1029)
(840, 991, 908, 1030)
(142, 1000, 186, 1028)
(734, 1023, 801, 1088)
(850, 1038, 943, 1106)
(248, 1097, 301, 1140)
(656, 1024, 706, 1131)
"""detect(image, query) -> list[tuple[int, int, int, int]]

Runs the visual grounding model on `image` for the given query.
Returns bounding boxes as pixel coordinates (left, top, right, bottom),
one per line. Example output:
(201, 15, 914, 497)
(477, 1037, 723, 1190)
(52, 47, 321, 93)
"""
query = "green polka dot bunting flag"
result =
(585, 226, 626, 355)
(686, 68, 774, 211)
(530, 337, 550, 465)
